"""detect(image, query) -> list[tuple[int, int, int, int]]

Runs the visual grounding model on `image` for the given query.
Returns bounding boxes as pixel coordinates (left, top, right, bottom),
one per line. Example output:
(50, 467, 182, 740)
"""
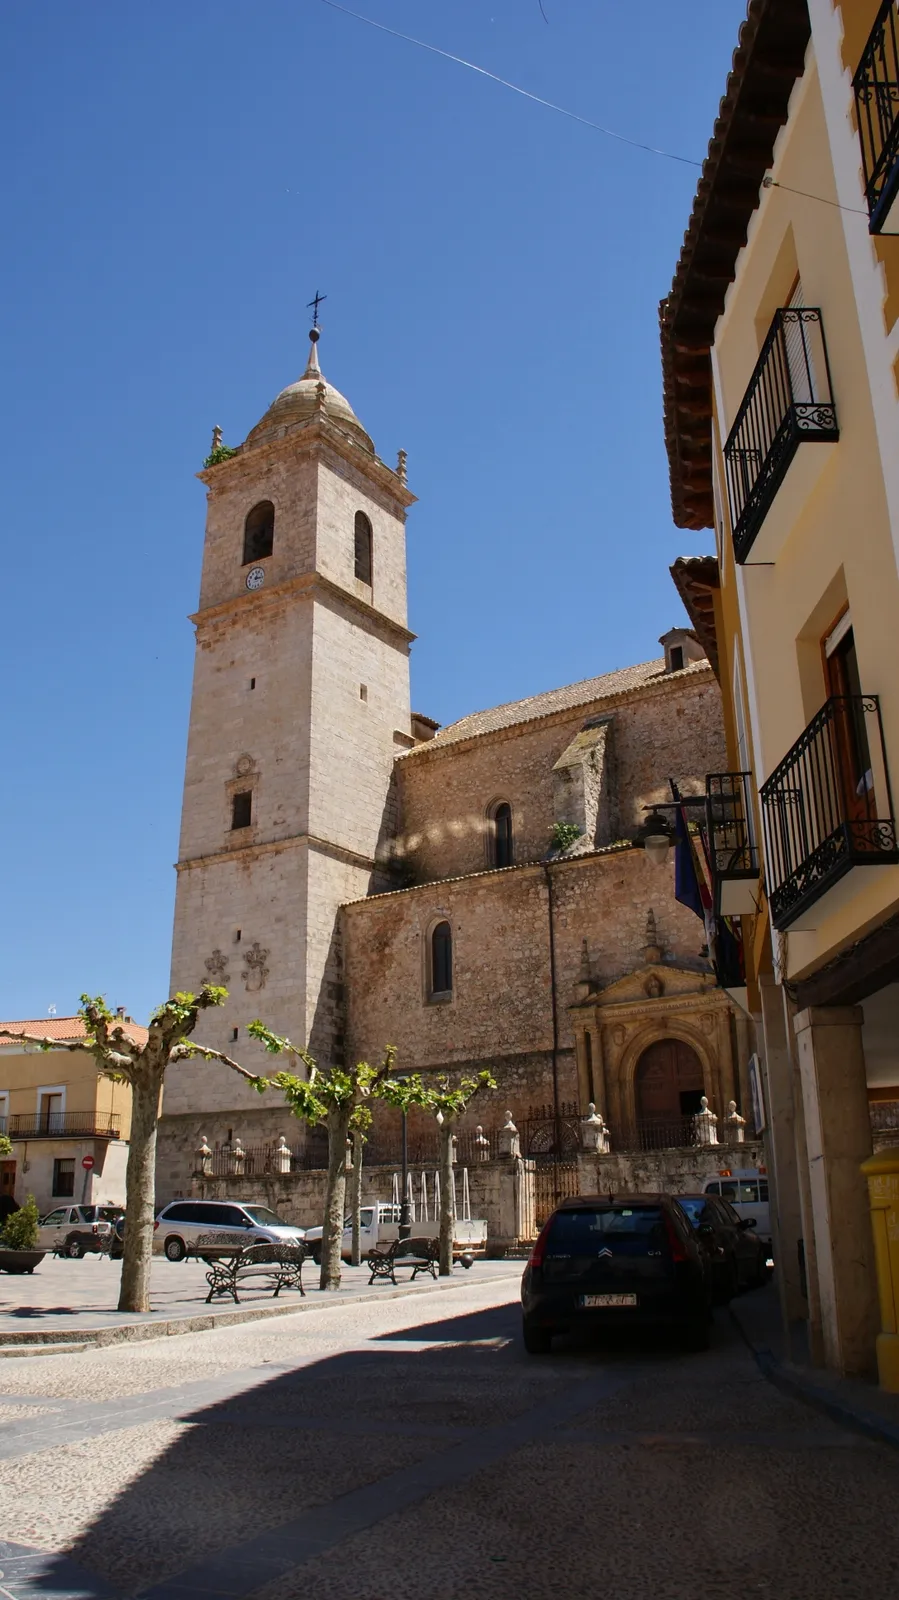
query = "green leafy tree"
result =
(1, 1195, 39, 1251)
(383, 1071, 495, 1275)
(0, 988, 266, 1313)
(247, 1022, 395, 1290)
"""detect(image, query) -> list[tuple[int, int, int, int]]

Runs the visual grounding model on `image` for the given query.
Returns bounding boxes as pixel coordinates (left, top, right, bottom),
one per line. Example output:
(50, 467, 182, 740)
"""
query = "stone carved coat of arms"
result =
(242, 941, 270, 993)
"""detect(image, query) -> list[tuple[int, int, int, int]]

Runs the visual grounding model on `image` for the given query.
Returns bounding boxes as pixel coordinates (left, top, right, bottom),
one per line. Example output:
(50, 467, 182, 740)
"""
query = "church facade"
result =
(156, 333, 742, 1199)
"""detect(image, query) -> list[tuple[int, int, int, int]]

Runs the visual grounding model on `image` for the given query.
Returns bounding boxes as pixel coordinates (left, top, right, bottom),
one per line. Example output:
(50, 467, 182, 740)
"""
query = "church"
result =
(156, 328, 742, 1199)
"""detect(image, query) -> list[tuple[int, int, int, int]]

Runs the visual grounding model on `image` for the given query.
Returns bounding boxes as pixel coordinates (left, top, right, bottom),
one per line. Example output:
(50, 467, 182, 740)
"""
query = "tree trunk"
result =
(321, 1108, 352, 1291)
(118, 1071, 162, 1313)
(438, 1115, 455, 1277)
(350, 1130, 364, 1267)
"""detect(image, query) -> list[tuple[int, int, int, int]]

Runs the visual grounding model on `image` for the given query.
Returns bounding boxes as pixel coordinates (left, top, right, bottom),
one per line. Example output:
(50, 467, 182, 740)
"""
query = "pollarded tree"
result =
(0, 987, 266, 1313)
(247, 1021, 396, 1290)
(347, 1104, 372, 1268)
(383, 1070, 495, 1275)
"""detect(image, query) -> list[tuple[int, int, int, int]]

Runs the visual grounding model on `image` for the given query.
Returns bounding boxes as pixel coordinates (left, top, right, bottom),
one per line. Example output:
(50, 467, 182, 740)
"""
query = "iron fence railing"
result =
(853, 0, 899, 232)
(8, 1112, 122, 1140)
(760, 694, 898, 931)
(705, 771, 760, 915)
(723, 307, 838, 563)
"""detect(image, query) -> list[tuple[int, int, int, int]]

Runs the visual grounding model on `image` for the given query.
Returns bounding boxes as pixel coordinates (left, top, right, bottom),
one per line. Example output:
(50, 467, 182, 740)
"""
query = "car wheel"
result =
(65, 1238, 84, 1260)
(164, 1236, 186, 1263)
(311, 1248, 321, 1267)
(522, 1319, 553, 1355)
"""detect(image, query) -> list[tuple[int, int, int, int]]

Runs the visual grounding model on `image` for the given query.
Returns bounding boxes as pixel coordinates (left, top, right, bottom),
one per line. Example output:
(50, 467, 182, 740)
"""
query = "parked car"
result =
(520, 1193, 712, 1356)
(703, 1171, 771, 1242)
(37, 1204, 124, 1259)
(303, 1204, 401, 1265)
(153, 1200, 305, 1262)
(675, 1193, 768, 1300)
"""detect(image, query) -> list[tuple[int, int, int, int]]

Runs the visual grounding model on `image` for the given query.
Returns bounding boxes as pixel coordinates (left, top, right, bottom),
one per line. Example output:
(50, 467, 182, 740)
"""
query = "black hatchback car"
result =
(676, 1193, 768, 1300)
(521, 1194, 712, 1355)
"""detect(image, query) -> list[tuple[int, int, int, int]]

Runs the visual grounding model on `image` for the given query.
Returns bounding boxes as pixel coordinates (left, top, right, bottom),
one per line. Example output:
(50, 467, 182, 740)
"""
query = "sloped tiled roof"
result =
(0, 1016, 149, 1047)
(403, 657, 712, 755)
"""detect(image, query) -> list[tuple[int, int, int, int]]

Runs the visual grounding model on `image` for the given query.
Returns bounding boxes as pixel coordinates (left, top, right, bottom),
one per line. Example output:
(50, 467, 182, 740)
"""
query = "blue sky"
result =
(0, 0, 744, 1023)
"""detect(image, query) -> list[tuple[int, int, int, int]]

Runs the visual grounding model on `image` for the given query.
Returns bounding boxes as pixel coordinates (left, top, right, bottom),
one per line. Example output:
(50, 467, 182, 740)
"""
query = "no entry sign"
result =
(81, 1156, 95, 1171)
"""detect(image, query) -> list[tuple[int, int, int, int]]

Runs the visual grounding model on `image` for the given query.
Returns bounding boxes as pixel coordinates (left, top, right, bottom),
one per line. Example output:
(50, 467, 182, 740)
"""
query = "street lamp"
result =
(635, 808, 676, 867)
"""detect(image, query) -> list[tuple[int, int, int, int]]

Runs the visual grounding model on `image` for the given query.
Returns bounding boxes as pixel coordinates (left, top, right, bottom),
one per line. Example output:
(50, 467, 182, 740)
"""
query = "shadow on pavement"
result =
(12, 1294, 735, 1599)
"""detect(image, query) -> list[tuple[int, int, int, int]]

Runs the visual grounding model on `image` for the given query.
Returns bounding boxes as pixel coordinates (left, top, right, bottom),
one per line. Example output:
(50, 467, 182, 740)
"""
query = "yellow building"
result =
(662, 0, 899, 1378)
(0, 1015, 140, 1215)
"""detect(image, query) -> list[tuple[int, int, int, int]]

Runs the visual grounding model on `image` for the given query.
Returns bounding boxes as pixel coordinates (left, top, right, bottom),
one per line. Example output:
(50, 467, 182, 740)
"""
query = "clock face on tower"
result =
(245, 566, 265, 591)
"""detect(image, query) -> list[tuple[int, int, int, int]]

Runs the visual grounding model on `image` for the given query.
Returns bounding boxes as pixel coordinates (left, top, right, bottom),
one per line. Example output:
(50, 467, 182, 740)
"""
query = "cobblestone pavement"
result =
(0, 1267, 896, 1599)
(0, 1256, 514, 1340)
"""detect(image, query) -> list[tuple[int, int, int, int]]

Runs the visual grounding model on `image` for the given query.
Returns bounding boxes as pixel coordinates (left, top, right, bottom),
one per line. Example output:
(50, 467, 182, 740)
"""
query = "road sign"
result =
(81, 1156, 95, 1171)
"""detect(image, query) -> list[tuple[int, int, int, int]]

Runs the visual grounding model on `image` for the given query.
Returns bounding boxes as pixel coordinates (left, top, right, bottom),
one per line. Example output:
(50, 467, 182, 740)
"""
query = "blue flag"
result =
(674, 806, 706, 921)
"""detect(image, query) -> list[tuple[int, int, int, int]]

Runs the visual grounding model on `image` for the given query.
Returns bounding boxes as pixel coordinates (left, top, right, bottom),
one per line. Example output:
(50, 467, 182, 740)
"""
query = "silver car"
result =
(154, 1199, 305, 1262)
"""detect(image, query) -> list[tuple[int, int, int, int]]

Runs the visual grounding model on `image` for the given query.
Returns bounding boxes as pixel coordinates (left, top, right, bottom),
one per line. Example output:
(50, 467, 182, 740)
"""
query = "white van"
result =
(703, 1170, 771, 1243)
(304, 1204, 401, 1264)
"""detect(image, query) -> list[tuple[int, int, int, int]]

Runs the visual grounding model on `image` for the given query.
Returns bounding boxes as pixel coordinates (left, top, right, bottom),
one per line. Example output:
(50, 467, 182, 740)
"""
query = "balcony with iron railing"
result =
(724, 308, 839, 566)
(760, 694, 899, 932)
(853, 0, 899, 233)
(7, 1112, 122, 1141)
(705, 772, 760, 917)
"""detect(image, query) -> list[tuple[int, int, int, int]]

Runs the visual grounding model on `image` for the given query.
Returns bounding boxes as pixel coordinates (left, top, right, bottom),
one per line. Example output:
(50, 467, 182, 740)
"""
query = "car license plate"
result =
(581, 1293, 637, 1307)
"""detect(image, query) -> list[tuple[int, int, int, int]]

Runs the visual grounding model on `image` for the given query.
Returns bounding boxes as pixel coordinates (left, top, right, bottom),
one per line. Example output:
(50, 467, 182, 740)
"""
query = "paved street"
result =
(0, 1270, 896, 1599)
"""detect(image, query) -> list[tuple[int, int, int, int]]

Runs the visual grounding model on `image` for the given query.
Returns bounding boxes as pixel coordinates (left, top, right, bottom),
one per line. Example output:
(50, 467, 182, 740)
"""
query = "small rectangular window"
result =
(235, 929, 242, 943)
(670, 645, 684, 672)
(231, 1027, 239, 1042)
(249, 678, 256, 691)
(360, 684, 368, 702)
(231, 791, 252, 830)
(52, 1158, 75, 1198)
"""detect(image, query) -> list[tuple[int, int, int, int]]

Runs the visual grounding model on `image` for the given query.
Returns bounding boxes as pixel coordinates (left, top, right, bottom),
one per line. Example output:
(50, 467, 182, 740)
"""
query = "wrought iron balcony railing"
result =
(705, 772, 760, 917)
(853, 0, 899, 233)
(7, 1112, 122, 1141)
(724, 308, 838, 564)
(760, 695, 899, 931)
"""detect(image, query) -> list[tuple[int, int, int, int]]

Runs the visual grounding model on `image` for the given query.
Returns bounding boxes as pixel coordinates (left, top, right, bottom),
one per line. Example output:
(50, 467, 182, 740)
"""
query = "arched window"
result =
(354, 510, 373, 584)
(243, 501, 274, 565)
(430, 921, 453, 997)
(491, 802, 514, 868)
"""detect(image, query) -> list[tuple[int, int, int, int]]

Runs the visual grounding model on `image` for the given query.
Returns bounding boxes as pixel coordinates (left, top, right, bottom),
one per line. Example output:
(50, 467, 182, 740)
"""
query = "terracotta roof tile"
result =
(402, 657, 711, 754)
(0, 1016, 149, 1046)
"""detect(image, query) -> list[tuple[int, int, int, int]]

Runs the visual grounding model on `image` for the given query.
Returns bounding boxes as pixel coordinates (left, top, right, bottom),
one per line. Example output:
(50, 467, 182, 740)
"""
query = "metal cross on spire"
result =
(307, 289, 327, 329)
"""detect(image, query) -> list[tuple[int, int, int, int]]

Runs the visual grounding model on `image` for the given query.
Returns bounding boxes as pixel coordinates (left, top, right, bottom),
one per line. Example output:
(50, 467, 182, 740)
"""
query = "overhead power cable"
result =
(316, 0, 702, 169)
(315, 1, 874, 220)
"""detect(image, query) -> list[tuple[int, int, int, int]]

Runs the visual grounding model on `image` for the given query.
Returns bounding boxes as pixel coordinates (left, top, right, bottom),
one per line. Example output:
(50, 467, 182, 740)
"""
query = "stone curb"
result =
(729, 1305, 899, 1454)
(0, 1267, 518, 1356)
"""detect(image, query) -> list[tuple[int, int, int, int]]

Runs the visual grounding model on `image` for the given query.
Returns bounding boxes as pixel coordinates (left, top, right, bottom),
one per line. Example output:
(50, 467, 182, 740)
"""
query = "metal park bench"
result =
(188, 1238, 307, 1305)
(366, 1235, 439, 1286)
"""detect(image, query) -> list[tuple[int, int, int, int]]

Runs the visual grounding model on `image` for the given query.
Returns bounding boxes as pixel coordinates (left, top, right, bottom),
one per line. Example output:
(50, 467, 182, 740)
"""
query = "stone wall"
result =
(577, 1140, 765, 1196)
(394, 665, 726, 884)
(189, 1155, 534, 1253)
(342, 844, 716, 1130)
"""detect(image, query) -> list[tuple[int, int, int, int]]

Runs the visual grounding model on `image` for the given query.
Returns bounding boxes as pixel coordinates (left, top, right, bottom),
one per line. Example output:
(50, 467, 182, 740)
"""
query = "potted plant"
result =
(0, 1196, 45, 1273)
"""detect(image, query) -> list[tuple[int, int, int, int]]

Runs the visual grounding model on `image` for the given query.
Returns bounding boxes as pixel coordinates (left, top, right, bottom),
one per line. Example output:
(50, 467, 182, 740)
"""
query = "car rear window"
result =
(548, 1207, 665, 1251)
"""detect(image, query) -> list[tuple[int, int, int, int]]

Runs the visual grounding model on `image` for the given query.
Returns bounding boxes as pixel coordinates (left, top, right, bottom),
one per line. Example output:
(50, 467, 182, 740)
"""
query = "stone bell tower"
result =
(157, 323, 416, 1194)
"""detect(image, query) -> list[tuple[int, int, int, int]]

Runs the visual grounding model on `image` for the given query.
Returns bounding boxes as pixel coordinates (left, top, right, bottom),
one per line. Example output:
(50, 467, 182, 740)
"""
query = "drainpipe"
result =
(541, 863, 562, 1203)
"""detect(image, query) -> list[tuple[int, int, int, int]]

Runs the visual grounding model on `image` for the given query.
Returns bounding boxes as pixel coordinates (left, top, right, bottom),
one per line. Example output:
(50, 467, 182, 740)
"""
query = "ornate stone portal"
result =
(569, 955, 740, 1142)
